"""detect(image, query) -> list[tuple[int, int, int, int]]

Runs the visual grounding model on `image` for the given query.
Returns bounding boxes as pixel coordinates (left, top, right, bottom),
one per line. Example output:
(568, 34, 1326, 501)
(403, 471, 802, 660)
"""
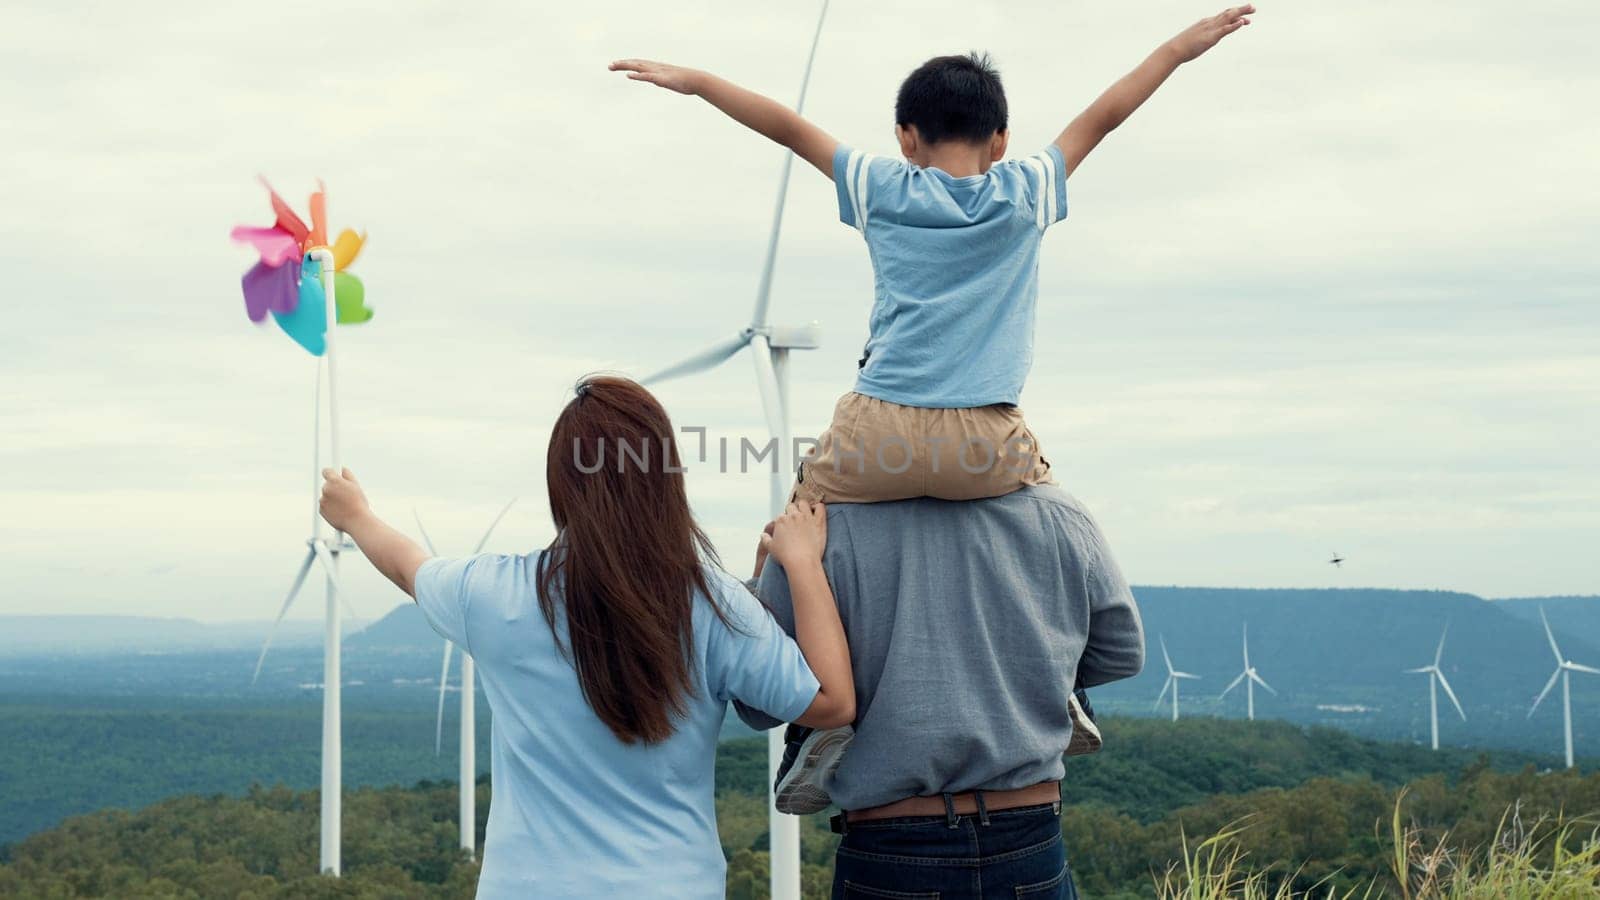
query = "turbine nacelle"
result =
(251, 535, 360, 685)
(642, 323, 822, 387)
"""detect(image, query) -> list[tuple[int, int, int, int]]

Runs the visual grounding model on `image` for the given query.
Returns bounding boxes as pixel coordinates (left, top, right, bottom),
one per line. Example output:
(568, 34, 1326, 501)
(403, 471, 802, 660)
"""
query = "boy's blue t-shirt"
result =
(834, 143, 1069, 408)
(414, 553, 820, 899)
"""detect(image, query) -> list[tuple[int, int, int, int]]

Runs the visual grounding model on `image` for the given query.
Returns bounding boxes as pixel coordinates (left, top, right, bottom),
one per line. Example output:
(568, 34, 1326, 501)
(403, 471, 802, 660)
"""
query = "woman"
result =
(317, 375, 854, 898)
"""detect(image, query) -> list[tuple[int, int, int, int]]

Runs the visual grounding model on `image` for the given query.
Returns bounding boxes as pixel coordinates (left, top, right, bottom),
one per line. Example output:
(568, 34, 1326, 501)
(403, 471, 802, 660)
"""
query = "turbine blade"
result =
(1174, 672, 1201, 680)
(312, 540, 338, 583)
(641, 332, 751, 386)
(472, 498, 518, 554)
(435, 642, 455, 756)
(308, 540, 352, 621)
(1221, 671, 1247, 698)
(1529, 667, 1562, 717)
(1154, 677, 1172, 710)
(252, 548, 316, 683)
(1160, 635, 1174, 675)
(413, 509, 438, 556)
(1251, 672, 1278, 695)
(749, 0, 831, 331)
(1566, 662, 1600, 676)
(1435, 671, 1466, 721)
(1242, 624, 1250, 668)
(749, 335, 785, 441)
(1403, 667, 1433, 674)
(1540, 607, 1563, 663)
(1434, 623, 1449, 667)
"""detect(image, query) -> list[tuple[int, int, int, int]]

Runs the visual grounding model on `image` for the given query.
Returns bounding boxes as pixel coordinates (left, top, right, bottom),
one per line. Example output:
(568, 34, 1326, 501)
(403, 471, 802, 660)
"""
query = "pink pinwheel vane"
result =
(231, 179, 372, 355)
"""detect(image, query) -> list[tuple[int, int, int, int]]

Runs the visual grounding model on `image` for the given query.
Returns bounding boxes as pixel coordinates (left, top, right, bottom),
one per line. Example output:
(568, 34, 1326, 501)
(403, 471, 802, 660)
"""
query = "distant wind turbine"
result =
(1527, 607, 1600, 769)
(1220, 624, 1276, 720)
(1153, 635, 1201, 721)
(1404, 623, 1466, 750)
(413, 499, 517, 859)
(632, 3, 831, 897)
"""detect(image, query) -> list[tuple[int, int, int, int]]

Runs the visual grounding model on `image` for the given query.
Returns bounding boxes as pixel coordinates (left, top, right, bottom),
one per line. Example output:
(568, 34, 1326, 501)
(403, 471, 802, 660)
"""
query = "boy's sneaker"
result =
(1065, 690, 1102, 757)
(774, 724, 854, 815)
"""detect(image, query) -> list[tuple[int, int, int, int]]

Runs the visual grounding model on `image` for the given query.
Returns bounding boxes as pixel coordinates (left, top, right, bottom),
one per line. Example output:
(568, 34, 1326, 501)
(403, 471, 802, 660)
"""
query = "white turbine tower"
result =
(1527, 607, 1600, 769)
(249, 246, 352, 875)
(1153, 636, 1201, 722)
(1219, 624, 1276, 720)
(413, 500, 517, 859)
(1404, 623, 1466, 750)
(637, 4, 829, 899)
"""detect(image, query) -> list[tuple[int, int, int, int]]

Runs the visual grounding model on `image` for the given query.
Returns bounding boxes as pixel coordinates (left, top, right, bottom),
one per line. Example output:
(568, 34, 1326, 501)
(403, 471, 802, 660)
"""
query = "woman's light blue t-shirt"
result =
(414, 553, 820, 899)
(834, 143, 1070, 408)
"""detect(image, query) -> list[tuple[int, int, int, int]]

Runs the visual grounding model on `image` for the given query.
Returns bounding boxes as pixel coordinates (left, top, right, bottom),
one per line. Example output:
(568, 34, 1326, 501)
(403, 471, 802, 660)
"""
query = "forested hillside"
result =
(5, 720, 1597, 898)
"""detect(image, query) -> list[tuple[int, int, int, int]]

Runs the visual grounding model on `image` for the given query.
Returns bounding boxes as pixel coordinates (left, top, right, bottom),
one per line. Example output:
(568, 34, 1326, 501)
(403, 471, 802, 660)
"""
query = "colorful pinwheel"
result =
(231, 179, 373, 355)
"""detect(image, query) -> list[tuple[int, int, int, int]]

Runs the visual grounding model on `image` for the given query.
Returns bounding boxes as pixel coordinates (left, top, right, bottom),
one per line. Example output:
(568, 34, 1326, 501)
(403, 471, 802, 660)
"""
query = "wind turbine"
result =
(637, 4, 830, 899)
(413, 499, 517, 859)
(1527, 607, 1600, 769)
(249, 246, 352, 875)
(1220, 623, 1276, 720)
(1153, 636, 1201, 721)
(1404, 623, 1466, 750)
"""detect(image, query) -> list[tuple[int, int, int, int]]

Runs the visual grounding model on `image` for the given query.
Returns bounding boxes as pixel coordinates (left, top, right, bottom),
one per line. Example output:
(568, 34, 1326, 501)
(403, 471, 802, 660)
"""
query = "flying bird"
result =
(1329, 552, 1344, 567)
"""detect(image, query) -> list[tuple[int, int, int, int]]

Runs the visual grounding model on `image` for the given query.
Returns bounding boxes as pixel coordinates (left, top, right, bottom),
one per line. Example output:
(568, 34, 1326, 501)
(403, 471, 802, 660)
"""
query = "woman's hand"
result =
(319, 467, 372, 533)
(609, 59, 703, 95)
(760, 501, 827, 572)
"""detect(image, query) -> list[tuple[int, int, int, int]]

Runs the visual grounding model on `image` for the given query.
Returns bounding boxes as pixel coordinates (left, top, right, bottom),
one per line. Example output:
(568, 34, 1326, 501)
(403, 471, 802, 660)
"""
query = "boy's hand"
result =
(319, 467, 371, 534)
(760, 501, 827, 572)
(609, 59, 702, 95)
(1167, 5, 1254, 63)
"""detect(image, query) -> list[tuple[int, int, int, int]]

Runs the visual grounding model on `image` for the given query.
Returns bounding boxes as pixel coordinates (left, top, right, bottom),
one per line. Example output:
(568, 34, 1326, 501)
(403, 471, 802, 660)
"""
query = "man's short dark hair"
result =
(894, 52, 1008, 145)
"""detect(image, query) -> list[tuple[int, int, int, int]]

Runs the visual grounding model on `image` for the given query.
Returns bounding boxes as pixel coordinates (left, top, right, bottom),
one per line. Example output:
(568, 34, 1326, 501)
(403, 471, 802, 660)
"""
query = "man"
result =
(739, 486, 1144, 898)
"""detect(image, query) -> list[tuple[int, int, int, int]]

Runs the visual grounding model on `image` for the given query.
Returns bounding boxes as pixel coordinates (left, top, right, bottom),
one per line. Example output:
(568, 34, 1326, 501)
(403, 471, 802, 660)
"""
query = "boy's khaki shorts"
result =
(792, 392, 1054, 504)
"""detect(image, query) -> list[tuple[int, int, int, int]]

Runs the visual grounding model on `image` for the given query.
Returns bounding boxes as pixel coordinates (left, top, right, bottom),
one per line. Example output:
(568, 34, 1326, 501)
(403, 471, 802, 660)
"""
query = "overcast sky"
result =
(2, 0, 1595, 622)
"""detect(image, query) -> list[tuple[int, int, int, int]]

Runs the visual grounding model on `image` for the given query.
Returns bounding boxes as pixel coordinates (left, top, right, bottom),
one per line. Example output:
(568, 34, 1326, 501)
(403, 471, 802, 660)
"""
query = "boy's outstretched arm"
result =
(611, 59, 839, 178)
(1056, 5, 1254, 177)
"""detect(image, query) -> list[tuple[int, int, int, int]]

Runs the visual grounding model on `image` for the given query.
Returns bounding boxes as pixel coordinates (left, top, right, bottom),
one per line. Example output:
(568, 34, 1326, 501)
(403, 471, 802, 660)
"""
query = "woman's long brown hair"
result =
(537, 375, 729, 744)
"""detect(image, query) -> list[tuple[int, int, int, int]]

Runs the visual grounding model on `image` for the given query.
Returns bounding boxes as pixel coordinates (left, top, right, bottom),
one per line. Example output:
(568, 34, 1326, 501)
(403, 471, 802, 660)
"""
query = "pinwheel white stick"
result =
(249, 249, 350, 876)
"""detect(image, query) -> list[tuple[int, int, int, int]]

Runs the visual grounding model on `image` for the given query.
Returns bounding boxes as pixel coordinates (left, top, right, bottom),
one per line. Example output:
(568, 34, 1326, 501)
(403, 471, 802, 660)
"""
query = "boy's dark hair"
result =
(894, 52, 1008, 145)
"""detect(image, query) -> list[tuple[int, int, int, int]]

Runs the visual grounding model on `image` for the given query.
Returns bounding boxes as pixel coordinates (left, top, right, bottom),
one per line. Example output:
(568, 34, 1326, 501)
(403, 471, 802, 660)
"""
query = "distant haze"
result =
(1, 0, 1595, 620)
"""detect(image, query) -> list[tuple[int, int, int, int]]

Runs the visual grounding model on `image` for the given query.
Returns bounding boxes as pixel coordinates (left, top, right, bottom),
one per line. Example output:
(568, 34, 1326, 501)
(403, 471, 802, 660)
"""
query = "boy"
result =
(616, 4, 1253, 810)
(612, 4, 1252, 503)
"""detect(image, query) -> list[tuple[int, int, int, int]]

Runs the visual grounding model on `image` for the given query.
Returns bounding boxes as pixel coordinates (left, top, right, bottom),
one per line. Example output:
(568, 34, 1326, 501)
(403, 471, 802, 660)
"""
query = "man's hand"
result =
(760, 501, 827, 572)
(319, 467, 371, 534)
(609, 59, 702, 95)
(1166, 5, 1254, 64)
(752, 519, 777, 580)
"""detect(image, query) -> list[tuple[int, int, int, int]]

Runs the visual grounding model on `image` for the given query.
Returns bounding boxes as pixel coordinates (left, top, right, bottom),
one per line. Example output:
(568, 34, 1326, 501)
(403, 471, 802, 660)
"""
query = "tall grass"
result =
(1153, 790, 1600, 900)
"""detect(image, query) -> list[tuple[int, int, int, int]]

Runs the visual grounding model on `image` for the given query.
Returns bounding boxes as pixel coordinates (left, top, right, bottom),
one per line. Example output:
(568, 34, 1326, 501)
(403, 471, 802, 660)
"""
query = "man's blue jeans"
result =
(831, 802, 1075, 899)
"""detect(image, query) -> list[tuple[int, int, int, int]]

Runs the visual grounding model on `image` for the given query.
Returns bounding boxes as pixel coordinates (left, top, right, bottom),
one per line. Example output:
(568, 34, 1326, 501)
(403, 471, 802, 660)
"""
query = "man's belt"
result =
(836, 781, 1061, 827)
